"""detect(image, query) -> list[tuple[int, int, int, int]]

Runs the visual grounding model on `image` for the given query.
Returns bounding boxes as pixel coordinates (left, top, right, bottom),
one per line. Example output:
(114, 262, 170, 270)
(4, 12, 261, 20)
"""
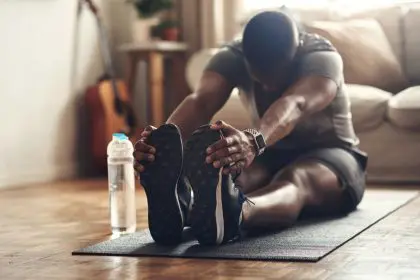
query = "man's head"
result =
(242, 10, 300, 91)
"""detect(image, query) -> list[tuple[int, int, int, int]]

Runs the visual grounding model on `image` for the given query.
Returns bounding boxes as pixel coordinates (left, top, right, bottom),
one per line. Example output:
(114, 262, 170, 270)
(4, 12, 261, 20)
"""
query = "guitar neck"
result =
(83, 0, 122, 101)
(95, 17, 117, 79)
(94, 14, 123, 106)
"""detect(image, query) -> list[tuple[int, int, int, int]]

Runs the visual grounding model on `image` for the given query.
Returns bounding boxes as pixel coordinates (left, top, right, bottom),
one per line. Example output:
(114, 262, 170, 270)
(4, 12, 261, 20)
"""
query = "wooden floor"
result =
(1, 179, 420, 280)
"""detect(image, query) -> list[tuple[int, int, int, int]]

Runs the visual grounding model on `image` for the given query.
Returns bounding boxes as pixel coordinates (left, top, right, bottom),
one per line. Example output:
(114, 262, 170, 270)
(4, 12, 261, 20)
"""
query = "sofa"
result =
(185, 4, 420, 184)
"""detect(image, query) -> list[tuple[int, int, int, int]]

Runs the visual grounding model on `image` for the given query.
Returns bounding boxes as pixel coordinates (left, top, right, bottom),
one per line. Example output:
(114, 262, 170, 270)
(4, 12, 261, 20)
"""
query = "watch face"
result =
(255, 134, 266, 148)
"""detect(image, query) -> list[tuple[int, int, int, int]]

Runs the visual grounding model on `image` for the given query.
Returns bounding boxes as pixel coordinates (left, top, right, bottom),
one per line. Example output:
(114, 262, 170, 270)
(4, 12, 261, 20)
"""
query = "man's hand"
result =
(206, 120, 257, 175)
(133, 125, 156, 174)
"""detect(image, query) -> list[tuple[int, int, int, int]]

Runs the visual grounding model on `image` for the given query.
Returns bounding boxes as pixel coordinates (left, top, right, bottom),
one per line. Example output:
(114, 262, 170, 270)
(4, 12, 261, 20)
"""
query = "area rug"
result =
(73, 190, 418, 262)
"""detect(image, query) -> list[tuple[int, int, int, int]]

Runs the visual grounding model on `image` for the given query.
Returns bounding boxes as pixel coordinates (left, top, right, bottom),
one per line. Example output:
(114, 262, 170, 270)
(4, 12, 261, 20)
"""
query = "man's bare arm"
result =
(166, 71, 234, 141)
(259, 75, 338, 146)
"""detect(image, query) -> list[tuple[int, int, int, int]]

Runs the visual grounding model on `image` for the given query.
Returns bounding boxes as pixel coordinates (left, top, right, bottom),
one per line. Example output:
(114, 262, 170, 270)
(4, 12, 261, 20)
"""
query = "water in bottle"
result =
(107, 133, 136, 234)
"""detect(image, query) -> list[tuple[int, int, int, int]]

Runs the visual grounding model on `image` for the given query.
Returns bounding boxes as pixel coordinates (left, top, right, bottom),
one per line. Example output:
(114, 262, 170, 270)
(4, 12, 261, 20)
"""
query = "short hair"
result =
(242, 10, 298, 75)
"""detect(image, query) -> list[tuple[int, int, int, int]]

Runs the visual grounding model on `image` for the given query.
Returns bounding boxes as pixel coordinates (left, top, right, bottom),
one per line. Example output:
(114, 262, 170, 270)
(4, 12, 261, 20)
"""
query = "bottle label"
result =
(108, 157, 134, 165)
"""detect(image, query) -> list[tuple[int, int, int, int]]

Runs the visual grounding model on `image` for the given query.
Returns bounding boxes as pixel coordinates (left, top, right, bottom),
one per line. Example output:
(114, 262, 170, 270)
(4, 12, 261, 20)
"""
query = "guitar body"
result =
(85, 79, 132, 174)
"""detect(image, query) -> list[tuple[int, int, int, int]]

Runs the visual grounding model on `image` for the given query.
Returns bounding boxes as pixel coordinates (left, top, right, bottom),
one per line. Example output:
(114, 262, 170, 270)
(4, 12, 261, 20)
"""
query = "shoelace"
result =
(232, 171, 255, 206)
(236, 186, 255, 206)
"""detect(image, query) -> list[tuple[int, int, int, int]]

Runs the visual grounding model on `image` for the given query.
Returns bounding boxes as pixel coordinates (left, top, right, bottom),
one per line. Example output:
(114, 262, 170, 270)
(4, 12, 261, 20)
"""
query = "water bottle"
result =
(107, 133, 136, 234)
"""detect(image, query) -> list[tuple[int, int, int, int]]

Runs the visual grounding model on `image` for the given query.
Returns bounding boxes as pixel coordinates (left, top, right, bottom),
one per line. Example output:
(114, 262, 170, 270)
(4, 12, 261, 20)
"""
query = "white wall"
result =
(0, 0, 134, 188)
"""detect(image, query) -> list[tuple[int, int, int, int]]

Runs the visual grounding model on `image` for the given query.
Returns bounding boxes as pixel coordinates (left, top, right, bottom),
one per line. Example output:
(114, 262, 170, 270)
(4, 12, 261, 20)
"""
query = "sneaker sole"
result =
(140, 124, 184, 245)
(184, 126, 225, 245)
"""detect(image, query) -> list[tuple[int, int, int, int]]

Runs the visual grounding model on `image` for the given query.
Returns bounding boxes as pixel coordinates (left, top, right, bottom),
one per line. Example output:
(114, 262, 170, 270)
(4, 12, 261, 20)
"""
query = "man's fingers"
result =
(207, 136, 236, 154)
(144, 125, 156, 132)
(133, 150, 155, 162)
(134, 137, 146, 148)
(133, 161, 145, 173)
(140, 131, 151, 137)
(145, 144, 156, 154)
(210, 120, 238, 140)
(213, 152, 244, 168)
(140, 125, 156, 137)
(210, 120, 229, 130)
(134, 140, 156, 154)
(206, 145, 239, 163)
(134, 146, 155, 157)
(223, 160, 246, 175)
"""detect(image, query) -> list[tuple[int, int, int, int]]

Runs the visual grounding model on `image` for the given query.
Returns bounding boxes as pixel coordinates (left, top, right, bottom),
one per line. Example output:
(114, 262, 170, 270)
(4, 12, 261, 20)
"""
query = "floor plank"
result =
(1, 179, 419, 279)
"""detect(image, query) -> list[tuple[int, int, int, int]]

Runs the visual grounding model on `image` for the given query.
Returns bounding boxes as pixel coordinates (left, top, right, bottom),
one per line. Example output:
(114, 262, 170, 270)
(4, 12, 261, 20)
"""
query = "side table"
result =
(119, 41, 190, 127)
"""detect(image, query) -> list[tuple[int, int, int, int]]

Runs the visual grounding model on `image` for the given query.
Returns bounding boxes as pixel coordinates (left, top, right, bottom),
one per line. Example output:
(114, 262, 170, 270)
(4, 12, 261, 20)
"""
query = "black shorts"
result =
(254, 146, 368, 213)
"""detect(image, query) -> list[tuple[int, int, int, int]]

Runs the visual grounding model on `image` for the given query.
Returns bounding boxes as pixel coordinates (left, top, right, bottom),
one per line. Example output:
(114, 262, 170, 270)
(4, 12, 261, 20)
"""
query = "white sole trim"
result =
(215, 168, 224, 245)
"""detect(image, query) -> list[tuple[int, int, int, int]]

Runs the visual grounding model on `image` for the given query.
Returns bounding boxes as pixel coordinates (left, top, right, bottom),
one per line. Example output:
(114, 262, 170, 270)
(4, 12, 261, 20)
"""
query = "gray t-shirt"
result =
(204, 32, 359, 151)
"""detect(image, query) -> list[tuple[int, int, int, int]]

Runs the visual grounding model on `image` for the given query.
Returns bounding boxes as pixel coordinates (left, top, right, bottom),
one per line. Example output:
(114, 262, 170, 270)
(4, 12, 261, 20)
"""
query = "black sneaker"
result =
(184, 125, 247, 245)
(139, 124, 191, 245)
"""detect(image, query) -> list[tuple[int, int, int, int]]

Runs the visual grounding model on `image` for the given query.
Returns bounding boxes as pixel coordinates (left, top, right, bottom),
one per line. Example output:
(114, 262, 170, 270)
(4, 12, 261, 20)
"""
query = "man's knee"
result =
(273, 160, 343, 206)
(273, 162, 316, 192)
(236, 162, 272, 194)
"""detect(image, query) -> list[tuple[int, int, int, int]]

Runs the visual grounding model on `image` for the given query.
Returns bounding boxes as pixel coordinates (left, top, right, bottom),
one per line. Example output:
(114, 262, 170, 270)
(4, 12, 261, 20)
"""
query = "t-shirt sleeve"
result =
(203, 47, 248, 87)
(297, 51, 343, 86)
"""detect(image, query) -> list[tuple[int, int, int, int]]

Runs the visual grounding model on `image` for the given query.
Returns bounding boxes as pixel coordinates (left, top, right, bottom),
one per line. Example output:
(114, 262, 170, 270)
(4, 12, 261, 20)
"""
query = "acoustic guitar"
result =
(82, 0, 137, 174)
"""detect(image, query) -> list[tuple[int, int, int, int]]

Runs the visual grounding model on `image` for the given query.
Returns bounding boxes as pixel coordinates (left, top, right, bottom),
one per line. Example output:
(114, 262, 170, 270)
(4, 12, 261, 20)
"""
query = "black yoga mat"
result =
(73, 190, 418, 262)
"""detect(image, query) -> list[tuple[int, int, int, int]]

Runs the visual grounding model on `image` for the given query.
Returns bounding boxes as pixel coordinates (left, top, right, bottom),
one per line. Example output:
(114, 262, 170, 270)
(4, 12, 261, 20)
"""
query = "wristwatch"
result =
(243, 129, 267, 156)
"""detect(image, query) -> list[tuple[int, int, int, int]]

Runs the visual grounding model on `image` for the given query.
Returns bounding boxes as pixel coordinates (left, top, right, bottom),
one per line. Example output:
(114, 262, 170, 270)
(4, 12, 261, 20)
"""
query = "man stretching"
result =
(134, 10, 368, 246)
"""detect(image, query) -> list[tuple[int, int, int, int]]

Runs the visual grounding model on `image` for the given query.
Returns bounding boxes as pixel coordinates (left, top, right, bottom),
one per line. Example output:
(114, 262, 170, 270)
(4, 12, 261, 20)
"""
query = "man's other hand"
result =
(133, 125, 157, 175)
(206, 120, 257, 175)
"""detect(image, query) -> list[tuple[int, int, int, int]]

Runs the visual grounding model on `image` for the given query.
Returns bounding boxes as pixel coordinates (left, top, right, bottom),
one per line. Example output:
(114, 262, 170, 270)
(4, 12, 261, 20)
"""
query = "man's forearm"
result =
(258, 95, 305, 147)
(257, 76, 337, 147)
(166, 94, 213, 142)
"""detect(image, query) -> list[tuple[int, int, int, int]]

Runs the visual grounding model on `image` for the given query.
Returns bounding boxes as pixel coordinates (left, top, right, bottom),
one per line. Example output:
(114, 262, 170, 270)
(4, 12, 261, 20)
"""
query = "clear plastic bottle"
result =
(107, 133, 136, 234)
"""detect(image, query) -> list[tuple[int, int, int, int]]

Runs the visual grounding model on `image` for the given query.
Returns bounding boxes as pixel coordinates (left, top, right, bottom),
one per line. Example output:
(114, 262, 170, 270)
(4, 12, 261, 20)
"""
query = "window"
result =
(242, 0, 332, 13)
(242, 0, 418, 13)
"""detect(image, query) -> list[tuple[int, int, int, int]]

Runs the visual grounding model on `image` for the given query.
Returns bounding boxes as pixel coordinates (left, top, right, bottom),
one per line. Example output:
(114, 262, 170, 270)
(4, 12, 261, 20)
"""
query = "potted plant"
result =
(155, 19, 179, 41)
(128, 0, 174, 43)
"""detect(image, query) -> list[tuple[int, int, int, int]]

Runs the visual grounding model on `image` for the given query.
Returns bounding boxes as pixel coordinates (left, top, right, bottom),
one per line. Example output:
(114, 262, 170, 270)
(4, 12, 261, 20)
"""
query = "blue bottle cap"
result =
(113, 133, 128, 140)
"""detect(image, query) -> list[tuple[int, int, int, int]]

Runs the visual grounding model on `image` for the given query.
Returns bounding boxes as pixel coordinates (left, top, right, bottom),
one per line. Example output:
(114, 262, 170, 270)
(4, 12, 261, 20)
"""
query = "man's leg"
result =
(234, 147, 293, 194)
(241, 148, 366, 230)
(234, 161, 272, 194)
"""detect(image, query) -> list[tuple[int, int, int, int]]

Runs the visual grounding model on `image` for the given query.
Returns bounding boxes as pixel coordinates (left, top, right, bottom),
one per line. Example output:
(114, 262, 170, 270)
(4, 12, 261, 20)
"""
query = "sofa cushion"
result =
(304, 19, 409, 93)
(387, 86, 420, 130)
(346, 84, 392, 131)
(344, 6, 405, 64)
